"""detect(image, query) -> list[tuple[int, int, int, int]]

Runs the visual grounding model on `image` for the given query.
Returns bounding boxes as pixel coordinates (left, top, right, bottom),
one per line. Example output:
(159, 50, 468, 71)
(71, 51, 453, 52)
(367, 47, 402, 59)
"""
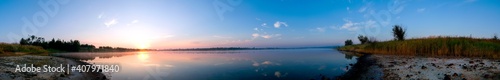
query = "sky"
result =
(1, 0, 499, 49)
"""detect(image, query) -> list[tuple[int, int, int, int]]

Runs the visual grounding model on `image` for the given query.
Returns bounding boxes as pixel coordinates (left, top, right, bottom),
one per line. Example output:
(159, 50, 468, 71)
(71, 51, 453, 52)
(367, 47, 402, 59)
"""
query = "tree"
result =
(358, 35, 368, 44)
(392, 25, 406, 41)
(494, 34, 498, 40)
(344, 39, 353, 46)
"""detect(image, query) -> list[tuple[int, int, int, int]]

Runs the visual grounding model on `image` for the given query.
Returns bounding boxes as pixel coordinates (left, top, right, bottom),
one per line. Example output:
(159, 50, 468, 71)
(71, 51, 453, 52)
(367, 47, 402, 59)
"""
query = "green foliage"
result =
(345, 39, 353, 46)
(358, 35, 368, 44)
(392, 25, 406, 41)
(339, 37, 500, 59)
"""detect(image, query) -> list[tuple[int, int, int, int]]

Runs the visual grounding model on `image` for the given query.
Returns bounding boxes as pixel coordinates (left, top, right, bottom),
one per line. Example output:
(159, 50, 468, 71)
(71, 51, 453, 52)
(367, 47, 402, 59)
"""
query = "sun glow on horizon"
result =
(137, 52, 150, 62)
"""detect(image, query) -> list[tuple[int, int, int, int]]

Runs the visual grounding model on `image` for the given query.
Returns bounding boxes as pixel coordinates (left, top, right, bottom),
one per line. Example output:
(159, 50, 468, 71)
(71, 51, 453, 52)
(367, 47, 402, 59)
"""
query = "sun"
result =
(136, 42, 150, 49)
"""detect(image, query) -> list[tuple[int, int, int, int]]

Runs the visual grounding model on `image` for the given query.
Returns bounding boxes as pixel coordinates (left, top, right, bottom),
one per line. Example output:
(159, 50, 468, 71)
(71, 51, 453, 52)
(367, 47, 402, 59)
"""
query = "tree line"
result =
(19, 35, 95, 52)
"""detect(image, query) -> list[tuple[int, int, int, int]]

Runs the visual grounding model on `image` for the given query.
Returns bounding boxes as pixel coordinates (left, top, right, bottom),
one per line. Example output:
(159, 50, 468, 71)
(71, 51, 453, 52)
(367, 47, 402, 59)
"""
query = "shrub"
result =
(345, 40, 353, 46)
(358, 35, 368, 44)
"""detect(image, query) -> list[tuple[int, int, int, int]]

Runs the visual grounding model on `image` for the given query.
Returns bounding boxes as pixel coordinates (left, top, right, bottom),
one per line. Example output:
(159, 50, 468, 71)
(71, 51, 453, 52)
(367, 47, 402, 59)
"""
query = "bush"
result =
(358, 35, 368, 44)
(345, 40, 353, 46)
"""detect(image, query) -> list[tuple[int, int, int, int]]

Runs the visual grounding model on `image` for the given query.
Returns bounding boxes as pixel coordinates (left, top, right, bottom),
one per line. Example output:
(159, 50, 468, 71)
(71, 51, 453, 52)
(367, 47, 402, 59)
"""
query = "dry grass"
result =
(0, 43, 49, 56)
(339, 37, 500, 59)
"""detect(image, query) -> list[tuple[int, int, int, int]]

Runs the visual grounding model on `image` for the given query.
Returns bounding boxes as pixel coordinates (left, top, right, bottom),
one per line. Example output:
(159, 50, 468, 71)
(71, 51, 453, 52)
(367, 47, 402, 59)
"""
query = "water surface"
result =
(57, 48, 357, 80)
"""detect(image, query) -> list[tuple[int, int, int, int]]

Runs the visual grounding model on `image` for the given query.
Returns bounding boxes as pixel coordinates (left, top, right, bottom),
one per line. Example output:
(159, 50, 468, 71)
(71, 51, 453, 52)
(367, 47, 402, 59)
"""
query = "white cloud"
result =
(417, 8, 426, 13)
(104, 19, 118, 27)
(132, 20, 139, 24)
(340, 20, 358, 31)
(252, 61, 260, 67)
(261, 23, 267, 27)
(252, 33, 260, 39)
(339, 19, 377, 31)
(261, 61, 272, 65)
(261, 35, 272, 39)
(273, 21, 288, 28)
(261, 34, 281, 39)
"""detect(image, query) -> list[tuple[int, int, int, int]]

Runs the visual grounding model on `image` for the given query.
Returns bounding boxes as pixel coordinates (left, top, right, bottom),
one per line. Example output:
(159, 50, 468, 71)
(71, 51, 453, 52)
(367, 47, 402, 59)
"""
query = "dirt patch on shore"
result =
(375, 55, 500, 80)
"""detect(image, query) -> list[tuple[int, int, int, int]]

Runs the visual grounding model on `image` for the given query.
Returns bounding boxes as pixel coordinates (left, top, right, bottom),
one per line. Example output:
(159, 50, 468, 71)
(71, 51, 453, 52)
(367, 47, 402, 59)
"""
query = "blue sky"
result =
(1, 0, 499, 49)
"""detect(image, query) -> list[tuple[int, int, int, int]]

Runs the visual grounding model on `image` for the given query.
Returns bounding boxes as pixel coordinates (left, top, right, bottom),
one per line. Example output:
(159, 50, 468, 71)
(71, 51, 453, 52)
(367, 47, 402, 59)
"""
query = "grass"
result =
(0, 43, 49, 56)
(338, 37, 500, 59)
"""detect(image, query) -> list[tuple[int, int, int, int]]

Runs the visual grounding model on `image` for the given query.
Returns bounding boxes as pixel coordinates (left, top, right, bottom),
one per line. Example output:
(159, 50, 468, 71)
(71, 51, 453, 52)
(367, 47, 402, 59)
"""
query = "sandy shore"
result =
(343, 54, 500, 80)
(0, 55, 107, 80)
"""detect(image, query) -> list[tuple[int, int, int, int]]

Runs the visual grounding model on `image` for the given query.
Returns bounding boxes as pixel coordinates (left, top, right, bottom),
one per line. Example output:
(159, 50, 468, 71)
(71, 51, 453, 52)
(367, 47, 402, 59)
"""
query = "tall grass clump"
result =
(0, 43, 48, 55)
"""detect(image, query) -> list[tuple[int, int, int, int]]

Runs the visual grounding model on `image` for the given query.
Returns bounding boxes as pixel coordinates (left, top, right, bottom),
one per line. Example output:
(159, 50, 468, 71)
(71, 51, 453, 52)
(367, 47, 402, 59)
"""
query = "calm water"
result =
(56, 48, 358, 80)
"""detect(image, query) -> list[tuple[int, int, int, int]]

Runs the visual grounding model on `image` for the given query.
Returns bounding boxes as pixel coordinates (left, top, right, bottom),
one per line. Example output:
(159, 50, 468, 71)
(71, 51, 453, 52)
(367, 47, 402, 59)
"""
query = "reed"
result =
(339, 36, 500, 59)
(0, 43, 49, 55)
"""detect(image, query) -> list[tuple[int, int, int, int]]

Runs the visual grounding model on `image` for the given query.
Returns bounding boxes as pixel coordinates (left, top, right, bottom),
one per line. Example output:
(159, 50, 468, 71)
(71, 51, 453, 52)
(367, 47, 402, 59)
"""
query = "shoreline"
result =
(0, 55, 107, 80)
(340, 51, 500, 79)
(339, 53, 383, 80)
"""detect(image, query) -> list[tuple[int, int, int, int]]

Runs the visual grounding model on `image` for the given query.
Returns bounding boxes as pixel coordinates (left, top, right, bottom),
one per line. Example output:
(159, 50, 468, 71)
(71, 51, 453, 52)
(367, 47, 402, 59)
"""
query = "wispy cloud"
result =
(98, 13, 103, 19)
(132, 20, 139, 24)
(455, 0, 477, 7)
(339, 19, 377, 31)
(417, 8, 426, 13)
(252, 33, 260, 39)
(358, 7, 367, 13)
(311, 27, 326, 32)
(212, 35, 232, 39)
(273, 21, 288, 28)
(254, 28, 264, 32)
(340, 20, 359, 31)
(261, 34, 281, 39)
(261, 23, 267, 27)
(104, 19, 118, 27)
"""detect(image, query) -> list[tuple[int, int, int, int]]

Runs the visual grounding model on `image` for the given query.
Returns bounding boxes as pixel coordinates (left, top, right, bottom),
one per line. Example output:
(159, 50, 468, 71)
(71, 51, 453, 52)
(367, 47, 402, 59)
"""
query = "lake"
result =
(55, 48, 358, 80)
